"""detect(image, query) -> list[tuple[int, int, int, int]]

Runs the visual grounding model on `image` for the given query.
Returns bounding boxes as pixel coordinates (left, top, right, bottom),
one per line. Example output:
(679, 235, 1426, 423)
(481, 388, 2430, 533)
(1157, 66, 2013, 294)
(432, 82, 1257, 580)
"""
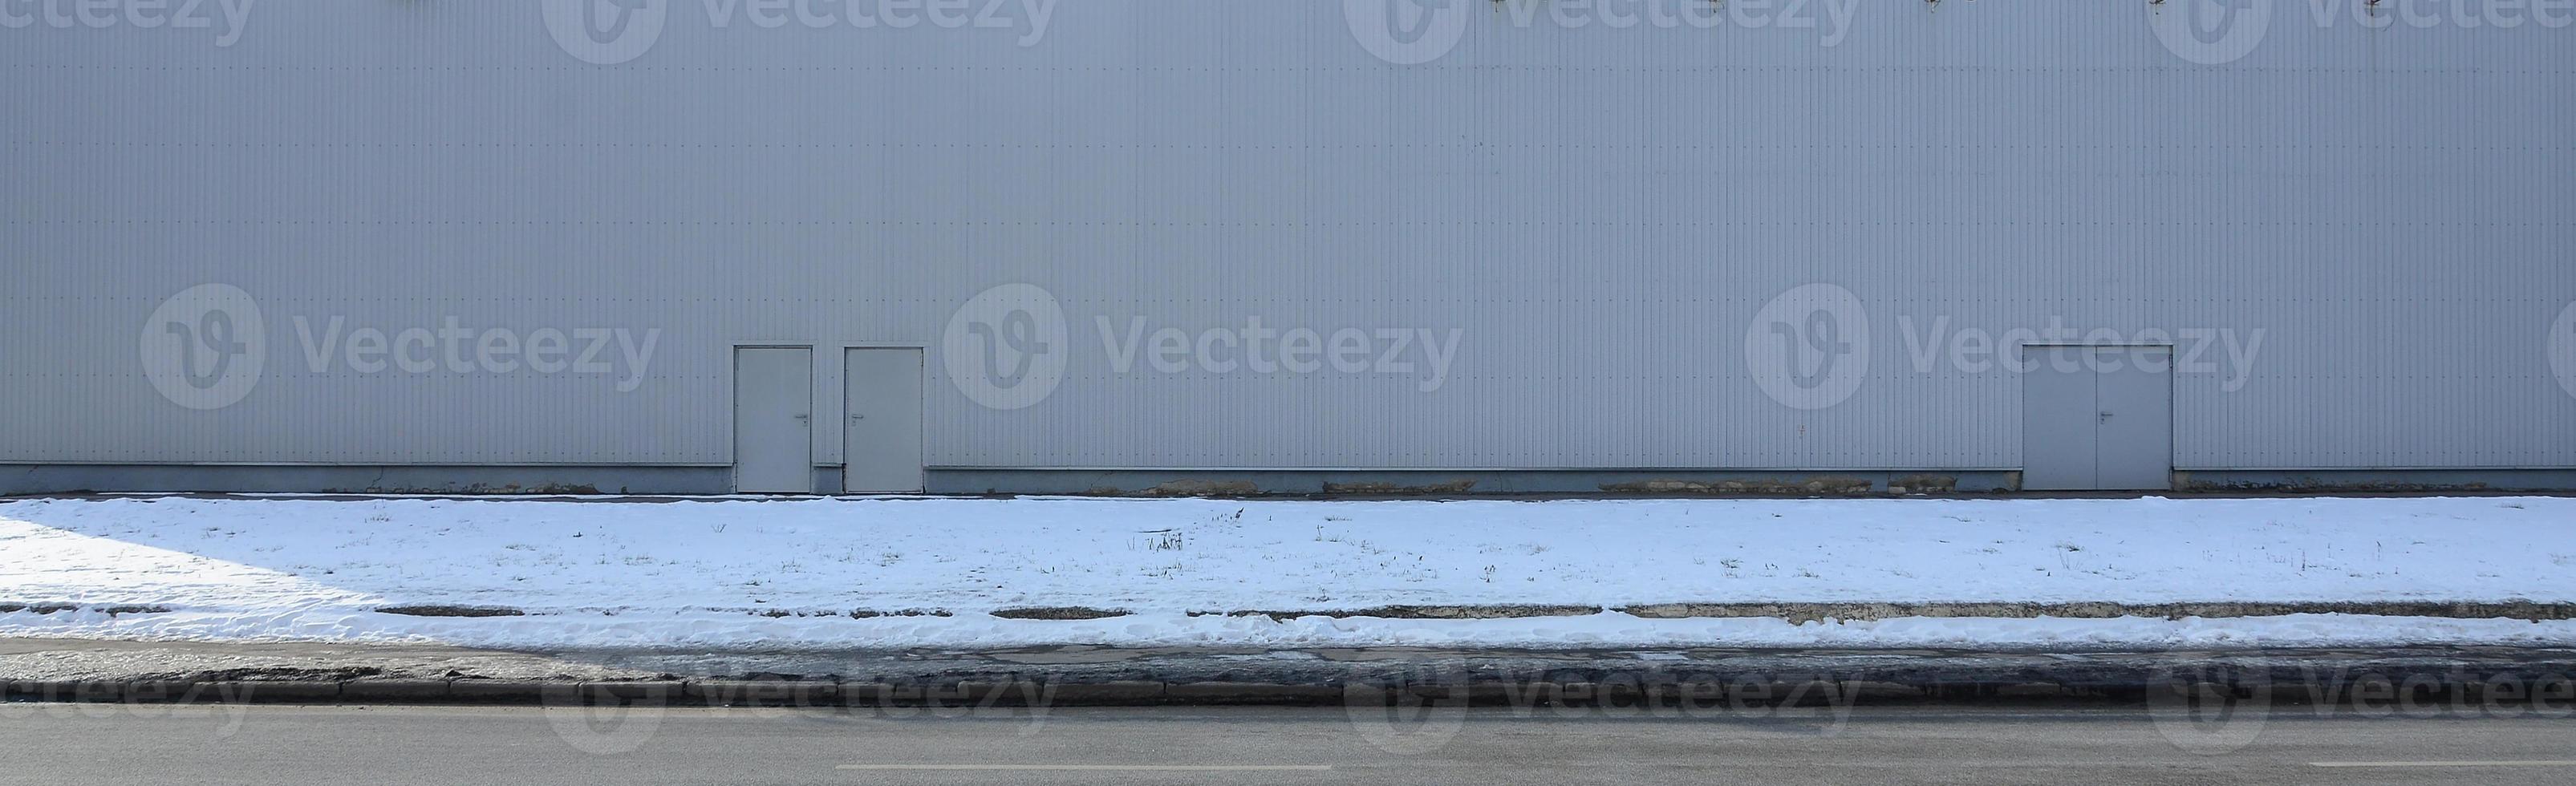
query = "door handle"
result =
(2099, 412, 2115, 423)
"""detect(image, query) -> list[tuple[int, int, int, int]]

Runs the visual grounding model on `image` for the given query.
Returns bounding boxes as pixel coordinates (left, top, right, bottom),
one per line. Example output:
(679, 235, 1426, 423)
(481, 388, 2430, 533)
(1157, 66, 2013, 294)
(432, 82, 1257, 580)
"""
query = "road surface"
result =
(2, 703, 2570, 784)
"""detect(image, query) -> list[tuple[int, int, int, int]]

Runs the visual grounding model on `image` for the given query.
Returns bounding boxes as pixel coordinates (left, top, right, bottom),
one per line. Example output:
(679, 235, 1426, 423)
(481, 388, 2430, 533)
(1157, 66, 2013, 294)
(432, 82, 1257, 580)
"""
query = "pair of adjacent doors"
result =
(2022, 346, 2174, 492)
(732, 347, 923, 494)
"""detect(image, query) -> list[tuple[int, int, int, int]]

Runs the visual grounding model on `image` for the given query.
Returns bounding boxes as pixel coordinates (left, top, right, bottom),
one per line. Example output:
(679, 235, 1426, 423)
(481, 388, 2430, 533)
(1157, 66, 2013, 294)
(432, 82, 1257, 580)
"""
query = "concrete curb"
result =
(338, 679, 449, 703)
(10, 648, 2576, 708)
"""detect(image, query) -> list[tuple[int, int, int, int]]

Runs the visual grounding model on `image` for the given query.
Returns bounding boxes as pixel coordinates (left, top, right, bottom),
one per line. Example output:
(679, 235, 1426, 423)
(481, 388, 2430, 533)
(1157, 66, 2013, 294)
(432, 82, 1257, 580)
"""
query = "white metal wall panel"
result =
(3, 1, 2570, 471)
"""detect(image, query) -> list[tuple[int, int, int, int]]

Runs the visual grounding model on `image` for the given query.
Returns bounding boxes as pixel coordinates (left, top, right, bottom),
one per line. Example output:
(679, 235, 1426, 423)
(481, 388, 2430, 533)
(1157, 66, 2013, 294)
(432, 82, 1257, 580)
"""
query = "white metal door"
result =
(2021, 346, 2173, 492)
(2095, 347, 2174, 491)
(2022, 346, 2101, 491)
(842, 348, 924, 493)
(732, 347, 813, 494)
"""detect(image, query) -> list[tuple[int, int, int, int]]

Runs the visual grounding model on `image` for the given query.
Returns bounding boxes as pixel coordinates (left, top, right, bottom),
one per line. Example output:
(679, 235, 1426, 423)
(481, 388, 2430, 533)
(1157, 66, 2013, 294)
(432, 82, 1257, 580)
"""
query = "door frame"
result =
(2017, 342, 2177, 492)
(729, 343, 817, 494)
(839, 343, 928, 495)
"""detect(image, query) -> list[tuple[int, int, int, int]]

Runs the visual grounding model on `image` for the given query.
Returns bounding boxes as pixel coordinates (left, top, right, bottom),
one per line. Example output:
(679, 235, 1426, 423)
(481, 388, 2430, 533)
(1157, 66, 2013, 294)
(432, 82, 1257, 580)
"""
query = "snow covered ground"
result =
(2, 496, 2571, 650)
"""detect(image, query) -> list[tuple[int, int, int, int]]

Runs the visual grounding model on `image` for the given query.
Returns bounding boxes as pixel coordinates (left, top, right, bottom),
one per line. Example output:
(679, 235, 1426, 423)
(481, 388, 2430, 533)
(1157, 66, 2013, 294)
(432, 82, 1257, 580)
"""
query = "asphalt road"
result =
(2, 704, 2570, 785)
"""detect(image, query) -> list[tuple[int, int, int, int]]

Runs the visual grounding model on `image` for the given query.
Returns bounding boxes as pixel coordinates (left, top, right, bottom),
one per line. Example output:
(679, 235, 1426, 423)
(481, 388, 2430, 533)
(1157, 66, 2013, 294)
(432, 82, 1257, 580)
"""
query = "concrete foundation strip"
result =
(9, 655, 2574, 708)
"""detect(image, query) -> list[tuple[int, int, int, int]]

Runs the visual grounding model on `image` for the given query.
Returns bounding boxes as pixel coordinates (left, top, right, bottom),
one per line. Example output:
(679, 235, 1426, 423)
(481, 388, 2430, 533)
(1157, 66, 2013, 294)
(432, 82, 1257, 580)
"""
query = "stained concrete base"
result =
(14, 464, 2576, 497)
(5, 638, 2572, 708)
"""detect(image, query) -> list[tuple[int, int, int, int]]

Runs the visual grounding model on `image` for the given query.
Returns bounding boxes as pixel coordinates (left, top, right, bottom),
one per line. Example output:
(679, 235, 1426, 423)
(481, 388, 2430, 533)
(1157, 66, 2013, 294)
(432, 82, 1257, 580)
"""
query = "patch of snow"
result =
(2, 496, 2570, 650)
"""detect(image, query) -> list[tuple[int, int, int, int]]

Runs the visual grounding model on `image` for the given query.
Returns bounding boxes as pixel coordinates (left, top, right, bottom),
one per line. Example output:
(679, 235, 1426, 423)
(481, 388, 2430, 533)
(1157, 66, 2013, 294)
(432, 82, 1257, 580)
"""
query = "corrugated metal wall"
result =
(4, 1, 2571, 471)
